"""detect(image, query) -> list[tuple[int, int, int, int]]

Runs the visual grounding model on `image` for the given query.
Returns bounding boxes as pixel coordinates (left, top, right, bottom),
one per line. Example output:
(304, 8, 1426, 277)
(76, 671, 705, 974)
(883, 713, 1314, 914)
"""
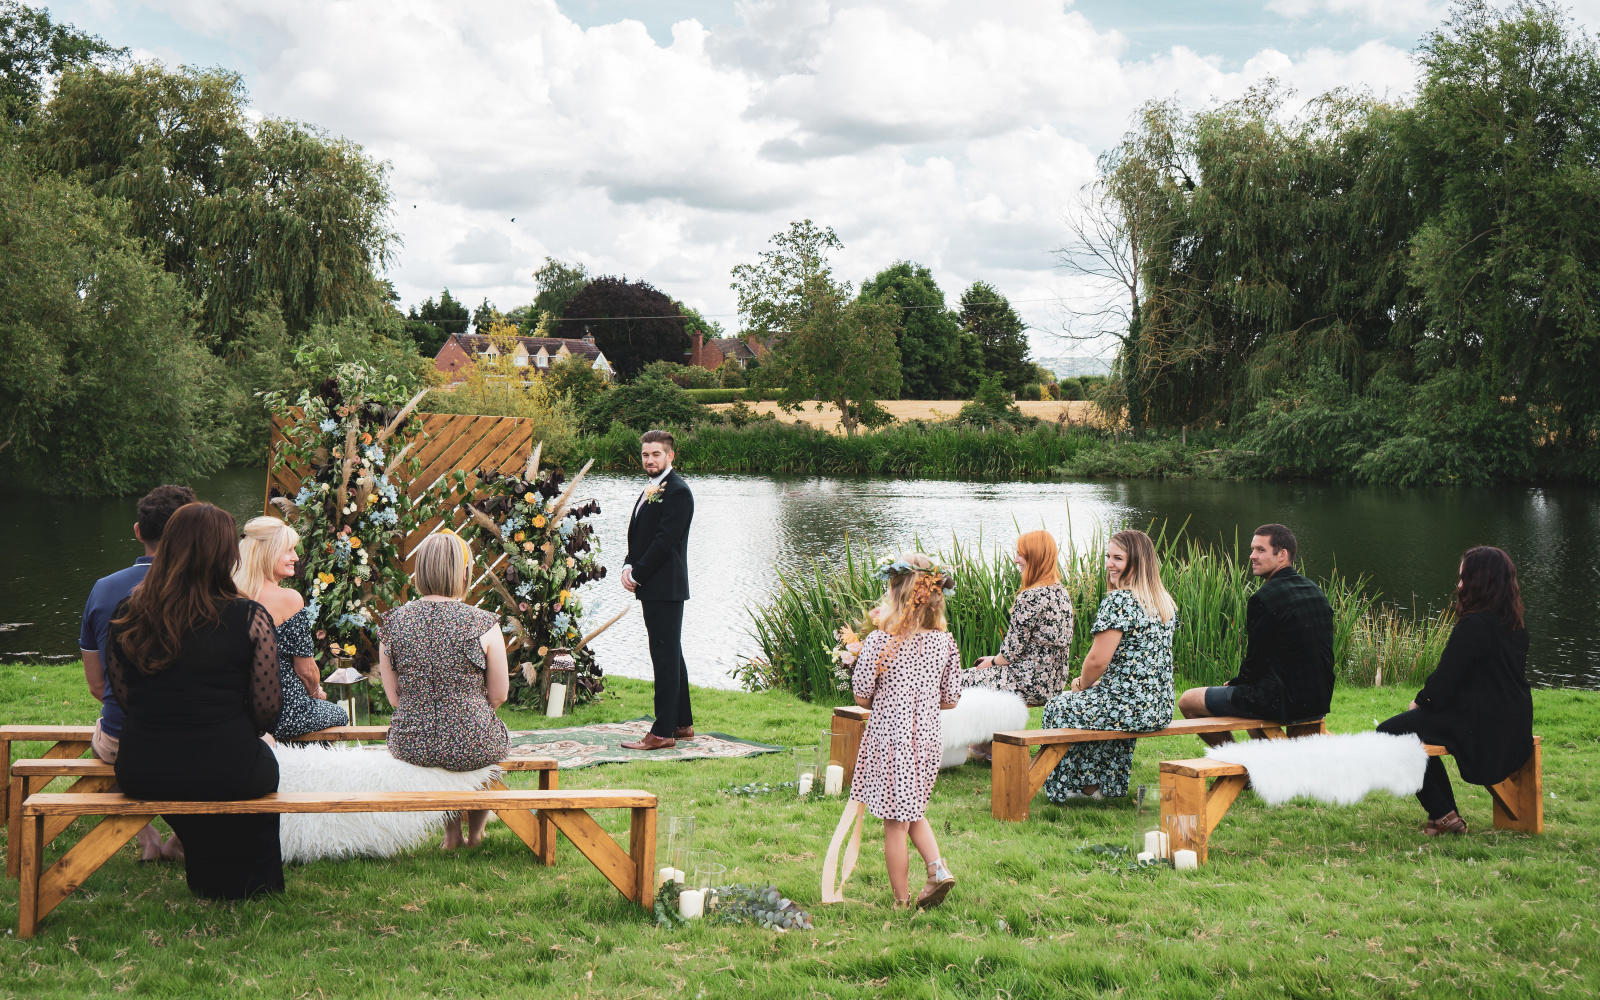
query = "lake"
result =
(3, 469, 1595, 689)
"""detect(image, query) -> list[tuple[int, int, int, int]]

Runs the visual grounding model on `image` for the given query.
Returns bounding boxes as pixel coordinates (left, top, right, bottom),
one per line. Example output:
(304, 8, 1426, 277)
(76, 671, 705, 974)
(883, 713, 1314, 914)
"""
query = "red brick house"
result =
(687, 332, 769, 372)
(434, 333, 614, 383)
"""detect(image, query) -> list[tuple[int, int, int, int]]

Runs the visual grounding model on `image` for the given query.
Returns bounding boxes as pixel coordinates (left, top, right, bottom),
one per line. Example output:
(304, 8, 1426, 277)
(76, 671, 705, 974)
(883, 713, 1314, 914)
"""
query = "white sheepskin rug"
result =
(1205, 732, 1427, 806)
(273, 744, 500, 863)
(939, 687, 1030, 769)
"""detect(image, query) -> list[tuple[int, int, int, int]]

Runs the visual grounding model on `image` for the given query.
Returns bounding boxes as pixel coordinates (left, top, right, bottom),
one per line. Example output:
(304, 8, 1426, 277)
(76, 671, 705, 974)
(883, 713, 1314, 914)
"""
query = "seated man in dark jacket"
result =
(1177, 523, 1334, 742)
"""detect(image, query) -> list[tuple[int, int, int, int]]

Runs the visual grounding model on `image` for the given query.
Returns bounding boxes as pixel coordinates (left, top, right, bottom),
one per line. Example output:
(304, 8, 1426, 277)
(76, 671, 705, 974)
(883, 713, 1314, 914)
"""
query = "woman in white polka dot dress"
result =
(849, 553, 963, 909)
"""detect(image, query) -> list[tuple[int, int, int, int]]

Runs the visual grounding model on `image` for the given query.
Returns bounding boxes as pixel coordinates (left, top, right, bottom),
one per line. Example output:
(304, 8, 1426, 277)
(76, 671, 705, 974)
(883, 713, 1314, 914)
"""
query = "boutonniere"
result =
(643, 483, 664, 504)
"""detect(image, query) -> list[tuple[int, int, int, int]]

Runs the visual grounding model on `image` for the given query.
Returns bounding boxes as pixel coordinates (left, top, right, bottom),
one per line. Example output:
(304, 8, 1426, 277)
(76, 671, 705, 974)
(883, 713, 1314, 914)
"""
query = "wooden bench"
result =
(0, 724, 389, 824)
(6, 755, 559, 879)
(1158, 736, 1544, 865)
(827, 706, 1326, 822)
(17, 786, 657, 938)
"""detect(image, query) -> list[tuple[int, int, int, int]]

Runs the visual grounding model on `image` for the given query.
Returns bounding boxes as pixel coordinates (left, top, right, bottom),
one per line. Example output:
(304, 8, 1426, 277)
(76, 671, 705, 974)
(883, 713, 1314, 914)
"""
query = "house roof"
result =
(710, 337, 765, 361)
(445, 333, 602, 361)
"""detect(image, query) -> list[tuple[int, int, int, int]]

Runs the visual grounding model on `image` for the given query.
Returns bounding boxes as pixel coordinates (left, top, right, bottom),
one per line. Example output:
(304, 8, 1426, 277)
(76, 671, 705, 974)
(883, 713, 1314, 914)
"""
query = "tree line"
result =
(1061, 0, 1599, 485)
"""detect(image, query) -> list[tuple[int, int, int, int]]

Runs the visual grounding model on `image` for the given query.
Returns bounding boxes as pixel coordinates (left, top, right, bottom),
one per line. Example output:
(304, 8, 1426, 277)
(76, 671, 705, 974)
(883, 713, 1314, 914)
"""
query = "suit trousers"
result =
(641, 600, 693, 738)
(1377, 708, 1458, 820)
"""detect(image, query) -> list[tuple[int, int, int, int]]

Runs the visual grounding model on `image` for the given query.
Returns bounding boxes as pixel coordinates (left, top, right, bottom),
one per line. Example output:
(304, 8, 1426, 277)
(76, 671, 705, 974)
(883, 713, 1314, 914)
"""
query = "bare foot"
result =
(160, 834, 185, 861)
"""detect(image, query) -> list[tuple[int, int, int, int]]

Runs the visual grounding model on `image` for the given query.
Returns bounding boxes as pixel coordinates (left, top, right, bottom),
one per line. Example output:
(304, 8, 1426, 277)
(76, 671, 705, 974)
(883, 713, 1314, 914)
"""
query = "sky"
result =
(36, 1, 1600, 365)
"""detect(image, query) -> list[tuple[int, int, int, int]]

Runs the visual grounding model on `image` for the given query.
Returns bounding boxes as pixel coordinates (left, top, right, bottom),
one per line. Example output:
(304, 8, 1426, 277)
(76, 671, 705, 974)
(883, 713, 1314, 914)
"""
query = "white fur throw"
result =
(939, 688, 1030, 769)
(273, 745, 500, 863)
(1205, 732, 1427, 806)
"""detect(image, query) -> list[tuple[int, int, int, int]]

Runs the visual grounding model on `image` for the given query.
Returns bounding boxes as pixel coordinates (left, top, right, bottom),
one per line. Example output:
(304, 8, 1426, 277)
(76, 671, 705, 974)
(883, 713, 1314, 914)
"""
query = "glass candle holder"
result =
(1131, 784, 1168, 862)
(820, 731, 847, 795)
(793, 748, 817, 797)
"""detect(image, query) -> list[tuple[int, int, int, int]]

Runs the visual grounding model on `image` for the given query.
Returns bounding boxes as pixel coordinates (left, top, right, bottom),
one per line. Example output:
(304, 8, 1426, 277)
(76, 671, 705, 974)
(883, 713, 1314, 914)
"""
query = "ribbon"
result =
(820, 798, 866, 904)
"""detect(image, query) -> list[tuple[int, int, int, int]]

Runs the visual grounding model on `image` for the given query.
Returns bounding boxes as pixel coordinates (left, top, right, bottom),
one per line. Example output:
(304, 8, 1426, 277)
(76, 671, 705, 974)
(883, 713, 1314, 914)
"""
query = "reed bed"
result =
(741, 532, 1455, 701)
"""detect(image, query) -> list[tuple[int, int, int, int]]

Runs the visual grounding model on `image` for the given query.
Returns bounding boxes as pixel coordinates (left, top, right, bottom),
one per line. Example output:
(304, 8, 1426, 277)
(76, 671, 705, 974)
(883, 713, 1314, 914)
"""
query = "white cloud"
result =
(109, 0, 1431, 343)
(1266, 0, 1444, 31)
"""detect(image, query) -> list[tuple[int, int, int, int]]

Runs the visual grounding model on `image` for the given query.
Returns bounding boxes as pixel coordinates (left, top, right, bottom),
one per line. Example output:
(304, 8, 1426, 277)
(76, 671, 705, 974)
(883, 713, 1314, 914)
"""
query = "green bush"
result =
(1016, 383, 1042, 401)
(955, 373, 1036, 429)
(683, 388, 786, 403)
(639, 360, 719, 389)
(1058, 377, 1084, 400)
(577, 374, 707, 434)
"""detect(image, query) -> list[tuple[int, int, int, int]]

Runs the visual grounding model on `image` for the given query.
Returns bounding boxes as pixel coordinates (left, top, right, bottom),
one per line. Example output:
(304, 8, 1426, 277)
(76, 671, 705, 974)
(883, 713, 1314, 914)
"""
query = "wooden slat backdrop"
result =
(264, 410, 554, 586)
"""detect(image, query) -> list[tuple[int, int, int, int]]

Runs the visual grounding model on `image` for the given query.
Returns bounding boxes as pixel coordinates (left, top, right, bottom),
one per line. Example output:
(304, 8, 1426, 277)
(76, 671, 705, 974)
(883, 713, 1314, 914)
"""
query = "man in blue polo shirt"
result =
(80, 484, 196, 860)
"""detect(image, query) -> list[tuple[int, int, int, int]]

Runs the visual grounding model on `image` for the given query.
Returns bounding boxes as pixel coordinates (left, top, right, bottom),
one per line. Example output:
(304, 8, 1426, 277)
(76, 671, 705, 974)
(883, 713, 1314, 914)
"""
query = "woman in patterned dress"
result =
(849, 553, 963, 909)
(377, 530, 510, 850)
(234, 517, 349, 740)
(1041, 529, 1178, 801)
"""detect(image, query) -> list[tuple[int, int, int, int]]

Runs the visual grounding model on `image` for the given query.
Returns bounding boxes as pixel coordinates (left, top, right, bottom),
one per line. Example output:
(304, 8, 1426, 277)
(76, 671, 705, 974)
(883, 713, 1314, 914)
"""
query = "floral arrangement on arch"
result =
(265, 363, 442, 675)
(460, 444, 615, 709)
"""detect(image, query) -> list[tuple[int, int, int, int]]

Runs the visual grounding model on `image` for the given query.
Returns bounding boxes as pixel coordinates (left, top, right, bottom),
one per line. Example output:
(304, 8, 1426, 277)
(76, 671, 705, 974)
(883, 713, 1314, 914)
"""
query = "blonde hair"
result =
(1109, 529, 1176, 624)
(413, 530, 472, 600)
(873, 552, 953, 675)
(1016, 530, 1061, 593)
(234, 516, 299, 600)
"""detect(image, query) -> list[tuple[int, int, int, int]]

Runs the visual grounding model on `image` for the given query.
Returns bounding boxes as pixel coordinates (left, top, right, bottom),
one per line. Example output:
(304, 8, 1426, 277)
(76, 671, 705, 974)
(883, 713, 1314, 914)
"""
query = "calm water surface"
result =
(3, 470, 1595, 689)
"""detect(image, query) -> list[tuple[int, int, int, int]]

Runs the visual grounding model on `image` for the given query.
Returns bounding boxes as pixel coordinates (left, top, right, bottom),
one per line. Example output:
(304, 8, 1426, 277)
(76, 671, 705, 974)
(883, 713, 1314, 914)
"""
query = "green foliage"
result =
(426, 324, 580, 455)
(529, 256, 590, 334)
(560, 276, 688, 380)
(544, 352, 610, 408)
(715, 359, 747, 388)
(955, 374, 1034, 429)
(731, 220, 902, 434)
(0, 0, 121, 124)
(406, 288, 468, 356)
(578, 374, 706, 435)
(0, 143, 233, 495)
(682, 388, 786, 403)
(1016, 383, 1042, 402)
(960, 280, 1033, 393)
(1058, 377, 1085, 401)
(640, 360, 720, 389)
(860, 261, 977, 399)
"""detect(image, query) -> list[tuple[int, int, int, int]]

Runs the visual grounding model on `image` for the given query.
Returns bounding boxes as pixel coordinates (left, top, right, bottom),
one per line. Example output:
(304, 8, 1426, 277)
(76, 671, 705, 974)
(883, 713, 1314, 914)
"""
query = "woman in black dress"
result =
(1377, 546, 1533, 835)
(106, 502, 285, 898)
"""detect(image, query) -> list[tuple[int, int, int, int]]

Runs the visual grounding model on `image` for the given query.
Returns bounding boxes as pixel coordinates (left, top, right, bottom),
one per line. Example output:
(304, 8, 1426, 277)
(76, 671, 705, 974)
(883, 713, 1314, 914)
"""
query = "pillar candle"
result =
(1144, 830, 1170, 860)
(797, 772, 813, 796)
(545, 683, 567, 718)
(678, 888, 705, 919)
(1136, 851, 1155, 863)
(824, 764, 845, 796)
(1173, 849, 1198, 871)
(657, 866, 685, 888)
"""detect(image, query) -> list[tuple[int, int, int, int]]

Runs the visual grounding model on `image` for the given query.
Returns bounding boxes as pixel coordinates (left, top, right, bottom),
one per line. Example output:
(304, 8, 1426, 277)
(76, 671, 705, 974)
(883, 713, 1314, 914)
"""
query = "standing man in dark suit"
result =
(619, 429, 695, 751)
(1177, 523, 1334, 743)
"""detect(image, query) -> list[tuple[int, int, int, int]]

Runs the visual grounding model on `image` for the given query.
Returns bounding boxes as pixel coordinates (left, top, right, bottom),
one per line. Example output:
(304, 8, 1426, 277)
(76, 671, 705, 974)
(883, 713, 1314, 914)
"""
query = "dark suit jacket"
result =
(1227, 569, 1335, 722)
(1415, 612, 1532, 785)
(625, 470, 693, 602)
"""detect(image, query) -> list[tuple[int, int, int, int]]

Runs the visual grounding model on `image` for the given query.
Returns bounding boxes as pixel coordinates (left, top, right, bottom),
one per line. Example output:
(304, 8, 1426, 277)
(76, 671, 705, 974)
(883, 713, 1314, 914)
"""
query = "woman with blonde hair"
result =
(378, 529, 510, 850)
(963, 530, 1074, 706)
(1040, 529, 1178, 801)
(235, 516, 348, 739)
(848, 552, 963, 908)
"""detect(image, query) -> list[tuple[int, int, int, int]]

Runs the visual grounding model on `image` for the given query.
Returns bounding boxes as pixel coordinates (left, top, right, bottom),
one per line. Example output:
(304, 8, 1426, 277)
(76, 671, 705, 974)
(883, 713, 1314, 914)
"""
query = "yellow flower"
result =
(532, 515, 547, 528)
(318, 572, 335, 585)
(537, 646, 548, 657)
(350, 537, 363, 548)
(559, 589, 571, 602)
(513, 531, 525, 542)
(522, 541, 535, 552)
(343, 643, 356, 655)
(524, 492, 535, 503)
(565, 556, 575, 568)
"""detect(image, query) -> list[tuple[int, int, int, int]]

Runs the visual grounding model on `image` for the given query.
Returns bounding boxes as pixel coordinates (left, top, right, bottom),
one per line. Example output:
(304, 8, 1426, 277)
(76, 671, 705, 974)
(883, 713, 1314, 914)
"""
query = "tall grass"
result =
(741, 533, 1455, 701)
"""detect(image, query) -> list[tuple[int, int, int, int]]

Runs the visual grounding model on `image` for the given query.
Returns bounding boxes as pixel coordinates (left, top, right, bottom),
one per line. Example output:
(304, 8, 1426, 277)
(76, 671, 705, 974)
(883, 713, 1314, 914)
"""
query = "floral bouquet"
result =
(827, 624, 865, 687)
(266, 363, 443, 685)
(459, 445, 609, 709)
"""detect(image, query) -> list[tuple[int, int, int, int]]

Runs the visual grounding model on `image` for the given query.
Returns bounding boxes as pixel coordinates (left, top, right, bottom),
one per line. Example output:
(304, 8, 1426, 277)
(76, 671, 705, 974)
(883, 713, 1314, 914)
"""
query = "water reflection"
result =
(2, 469, 1594, 690)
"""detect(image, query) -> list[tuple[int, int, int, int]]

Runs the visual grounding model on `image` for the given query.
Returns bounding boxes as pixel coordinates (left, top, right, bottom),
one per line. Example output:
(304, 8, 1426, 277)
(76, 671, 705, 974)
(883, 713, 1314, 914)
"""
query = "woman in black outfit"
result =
(105, 502, 285, 898)
(1377, 546, 1533, 836)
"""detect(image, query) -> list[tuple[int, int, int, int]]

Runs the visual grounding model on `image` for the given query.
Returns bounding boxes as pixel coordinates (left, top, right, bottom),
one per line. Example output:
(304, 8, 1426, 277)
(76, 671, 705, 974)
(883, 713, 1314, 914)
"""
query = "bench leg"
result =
(629, 805, 657, 909)
(9, 775, 120, 881)
(537, 769, 558, 865)
(28, 813, 151, 936)
(1490, 737, 1543, 834)
(1159, 770, 1246, 866)
(2, 740, 91, 828)
(832, 714, 866, 788)
(991, 741, 1033, 821)
(18, 811, 41, 938)
(542, 808, 647, 908)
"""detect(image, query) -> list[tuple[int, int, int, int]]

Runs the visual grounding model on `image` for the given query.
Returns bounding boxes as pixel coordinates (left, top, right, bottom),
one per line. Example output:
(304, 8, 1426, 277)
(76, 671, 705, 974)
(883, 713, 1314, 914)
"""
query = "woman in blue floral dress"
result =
(1041, 529, 1178, 801)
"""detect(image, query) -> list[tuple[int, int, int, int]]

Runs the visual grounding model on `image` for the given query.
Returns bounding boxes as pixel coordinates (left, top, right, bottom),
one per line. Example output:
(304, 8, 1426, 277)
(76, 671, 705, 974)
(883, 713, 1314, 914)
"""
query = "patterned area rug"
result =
(504, 717, 785, 770)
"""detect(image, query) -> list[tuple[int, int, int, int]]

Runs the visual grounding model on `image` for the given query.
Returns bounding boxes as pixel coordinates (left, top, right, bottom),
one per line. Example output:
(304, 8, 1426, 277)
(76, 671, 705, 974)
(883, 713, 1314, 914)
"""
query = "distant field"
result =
(707, 399, 1101, 433)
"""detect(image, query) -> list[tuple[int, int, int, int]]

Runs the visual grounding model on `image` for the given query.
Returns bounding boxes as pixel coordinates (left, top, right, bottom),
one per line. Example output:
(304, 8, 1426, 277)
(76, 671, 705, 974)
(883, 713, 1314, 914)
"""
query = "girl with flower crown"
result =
(847, 553, 963, 909)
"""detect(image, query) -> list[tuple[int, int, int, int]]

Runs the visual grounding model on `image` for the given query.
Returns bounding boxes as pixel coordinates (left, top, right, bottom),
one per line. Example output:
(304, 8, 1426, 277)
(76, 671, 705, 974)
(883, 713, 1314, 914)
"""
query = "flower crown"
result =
(873, 555, 956, 596)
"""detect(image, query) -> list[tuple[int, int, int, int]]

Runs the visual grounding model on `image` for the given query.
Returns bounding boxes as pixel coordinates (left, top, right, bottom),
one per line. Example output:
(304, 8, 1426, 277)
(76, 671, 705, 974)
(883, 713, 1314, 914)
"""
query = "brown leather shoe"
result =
(1422, 810, 1468, 836)
(675, 727, 695, 739)
(620, 733, 677, 751)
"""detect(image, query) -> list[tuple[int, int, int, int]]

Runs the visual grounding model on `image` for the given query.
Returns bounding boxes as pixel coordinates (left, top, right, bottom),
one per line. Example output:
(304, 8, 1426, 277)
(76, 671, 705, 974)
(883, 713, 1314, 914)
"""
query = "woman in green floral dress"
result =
(1041, 529, 1178, 801)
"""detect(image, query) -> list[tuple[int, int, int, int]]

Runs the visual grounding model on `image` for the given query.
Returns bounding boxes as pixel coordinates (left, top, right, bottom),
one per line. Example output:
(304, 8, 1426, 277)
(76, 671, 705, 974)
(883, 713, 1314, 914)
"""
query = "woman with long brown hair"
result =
(1039, 529, 1178, 802)
(962, 530, 1075, 706)
(105, 502, 285, 899)
(1378, 546, 1533, 835)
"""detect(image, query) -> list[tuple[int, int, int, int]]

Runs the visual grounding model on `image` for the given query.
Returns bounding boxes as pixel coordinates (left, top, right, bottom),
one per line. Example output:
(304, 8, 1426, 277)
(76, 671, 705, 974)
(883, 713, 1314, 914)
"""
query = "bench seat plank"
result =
(24, 789, 650, 815)
(993, 717, 1306, 746)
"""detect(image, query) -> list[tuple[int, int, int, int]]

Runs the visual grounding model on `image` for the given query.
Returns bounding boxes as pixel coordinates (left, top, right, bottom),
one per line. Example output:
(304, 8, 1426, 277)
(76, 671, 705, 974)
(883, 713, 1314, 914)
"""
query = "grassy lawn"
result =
(2, 664, 1596, 999)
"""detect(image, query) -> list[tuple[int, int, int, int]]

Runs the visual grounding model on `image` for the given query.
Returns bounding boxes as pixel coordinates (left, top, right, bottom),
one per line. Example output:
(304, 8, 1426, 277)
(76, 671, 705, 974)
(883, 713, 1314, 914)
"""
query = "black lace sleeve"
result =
(104, 599, 135, 712)
(245, 601, 283, 735)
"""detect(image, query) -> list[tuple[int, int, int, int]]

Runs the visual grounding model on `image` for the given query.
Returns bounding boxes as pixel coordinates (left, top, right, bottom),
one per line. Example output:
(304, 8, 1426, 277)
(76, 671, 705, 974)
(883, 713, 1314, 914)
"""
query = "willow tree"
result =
(34, 63, 395, 346)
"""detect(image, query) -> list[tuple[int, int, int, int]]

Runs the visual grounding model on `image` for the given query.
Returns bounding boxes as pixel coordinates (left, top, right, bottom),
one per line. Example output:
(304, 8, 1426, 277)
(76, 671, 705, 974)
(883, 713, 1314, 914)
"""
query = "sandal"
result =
(1422, 811, 1468, 836)
(916, 860, 956, 909)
